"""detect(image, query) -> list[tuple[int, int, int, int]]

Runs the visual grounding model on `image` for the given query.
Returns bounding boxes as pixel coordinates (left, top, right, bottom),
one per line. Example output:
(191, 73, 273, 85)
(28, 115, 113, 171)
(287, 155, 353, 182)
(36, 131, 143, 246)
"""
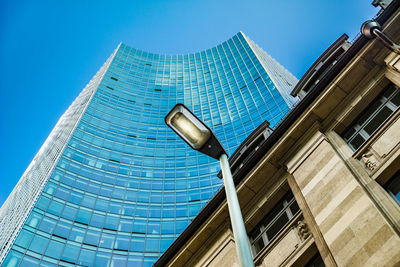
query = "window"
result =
(250, 191, 300, 255)
(343, 84, 400, 151)
(304, 253, 325, 267)
(385, 172, 400, 206)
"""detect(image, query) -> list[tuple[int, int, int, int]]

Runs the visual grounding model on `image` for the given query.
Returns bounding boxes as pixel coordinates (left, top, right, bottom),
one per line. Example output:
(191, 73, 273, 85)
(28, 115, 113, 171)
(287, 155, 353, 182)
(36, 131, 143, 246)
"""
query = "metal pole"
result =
(219, 154, 255, 267)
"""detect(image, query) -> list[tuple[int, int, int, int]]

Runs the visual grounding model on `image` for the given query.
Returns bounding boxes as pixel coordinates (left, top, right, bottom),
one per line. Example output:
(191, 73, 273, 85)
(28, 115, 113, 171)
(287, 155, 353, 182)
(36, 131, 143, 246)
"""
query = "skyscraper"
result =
(0, 32, 297, 266)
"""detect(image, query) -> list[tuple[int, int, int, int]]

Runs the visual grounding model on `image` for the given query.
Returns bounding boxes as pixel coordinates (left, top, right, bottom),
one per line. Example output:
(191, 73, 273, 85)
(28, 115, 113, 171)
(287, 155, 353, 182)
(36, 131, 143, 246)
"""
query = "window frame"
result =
(343, 83, 400, 151)
(249, 191, 300, 256)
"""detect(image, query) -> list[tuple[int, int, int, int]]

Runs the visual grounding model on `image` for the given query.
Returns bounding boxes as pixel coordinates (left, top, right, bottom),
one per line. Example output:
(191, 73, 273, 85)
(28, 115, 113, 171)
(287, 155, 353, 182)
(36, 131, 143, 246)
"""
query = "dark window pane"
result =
(263, 201, 284, 227)
(357, 100, 382, 126)
(253, 237, 265, 254)
(364, 106, 393, 135)
(390, 91, 400, 106)
(305, 253, 326, 267)
(349, 134, 366, 150)
(290, 200, 300, 215)
(266, 212, 289, 240)
(250, 227, 261, 240)
(385, 172, 400, 205)
(383, 84, 396, 98)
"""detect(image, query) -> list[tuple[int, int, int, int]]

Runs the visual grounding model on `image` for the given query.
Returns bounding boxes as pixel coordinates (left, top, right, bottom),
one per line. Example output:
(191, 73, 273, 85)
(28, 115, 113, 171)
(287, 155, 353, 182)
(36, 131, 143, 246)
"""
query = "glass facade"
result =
(0, 32, 298, 266)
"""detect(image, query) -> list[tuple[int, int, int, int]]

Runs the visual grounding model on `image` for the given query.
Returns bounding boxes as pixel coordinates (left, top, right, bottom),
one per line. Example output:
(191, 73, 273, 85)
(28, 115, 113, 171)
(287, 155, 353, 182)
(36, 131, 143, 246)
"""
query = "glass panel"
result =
(266, 212, 289, 240)
(115, 235, 130, 251)
(289, 200, 300, 216)
(253, 237, 265, 255)
(390, 90, 400, 106)
(130, 236, 145, 252)
(76, 208, 91, 225)
(44, 239, 64, 259)
(28, 234, 48, 254)
(104, 214, 119, 230)
(61, 205, 77, 220)
(47, 200, 64, 216)
(36, 196, 51, 211)
(250, 227, 261, 240)
(19, 255, 40, 266)
(61, 243, 80, 263)
(69, 227, 85, 243)
(26, 212, 42, 228)
(383, 84, 396, 98)
(77, 248, 95, 267)
(38, 217, 56, 234)
(357, 100, 382, 126)
(364, 106, 393, 135)
(343, 127, 356, 140)
(385, 172, 400, 205)
(263, 201, 284, 228)
(145, 237, 159, 252)
(94, 252, 110, 266)
(118, 219, 133, 232)
(160, 238, 174, 251)
(40, 260, 58, 267)
(53, 221, 71, 238)
(304, 253, 326, 267)
(349, 134, 366, 151)
(144, 257, 158, 267)
(111, 255, 127, 267)
(89, 213, 105, 228)
(15, 229, 33, 248)
(84, 229, 100, 246)
(2, 250, 22, 267)
(127, 255, 142, 266)
(99, 232, 115, 249)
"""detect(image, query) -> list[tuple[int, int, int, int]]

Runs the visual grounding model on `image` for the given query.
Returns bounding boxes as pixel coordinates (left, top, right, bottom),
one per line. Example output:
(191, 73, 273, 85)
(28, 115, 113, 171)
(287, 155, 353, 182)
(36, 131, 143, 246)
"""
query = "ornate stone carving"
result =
(361, 152, 377, 171)
(296, 220, 311, 241)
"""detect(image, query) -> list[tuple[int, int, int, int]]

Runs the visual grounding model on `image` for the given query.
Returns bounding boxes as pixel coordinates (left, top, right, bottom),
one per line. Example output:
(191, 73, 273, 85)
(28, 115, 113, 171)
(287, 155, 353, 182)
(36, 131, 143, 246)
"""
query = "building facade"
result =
(155, 2, 400, 267)
(0, 32, 297, 266)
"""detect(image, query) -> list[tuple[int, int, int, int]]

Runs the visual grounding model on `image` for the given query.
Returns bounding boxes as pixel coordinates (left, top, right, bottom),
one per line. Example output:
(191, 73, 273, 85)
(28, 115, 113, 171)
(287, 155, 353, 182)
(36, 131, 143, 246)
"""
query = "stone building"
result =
(154, 2, 400, 267)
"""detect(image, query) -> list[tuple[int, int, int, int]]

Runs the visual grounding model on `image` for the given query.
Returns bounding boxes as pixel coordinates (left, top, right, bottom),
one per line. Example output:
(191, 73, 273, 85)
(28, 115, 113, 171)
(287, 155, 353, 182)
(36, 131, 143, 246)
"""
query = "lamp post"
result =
(165, 104, 255, 267)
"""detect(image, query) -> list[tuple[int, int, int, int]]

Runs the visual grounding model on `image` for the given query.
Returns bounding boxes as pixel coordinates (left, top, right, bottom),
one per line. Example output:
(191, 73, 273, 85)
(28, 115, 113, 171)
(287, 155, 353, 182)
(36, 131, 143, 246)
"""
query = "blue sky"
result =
(0, 0, 378, 206)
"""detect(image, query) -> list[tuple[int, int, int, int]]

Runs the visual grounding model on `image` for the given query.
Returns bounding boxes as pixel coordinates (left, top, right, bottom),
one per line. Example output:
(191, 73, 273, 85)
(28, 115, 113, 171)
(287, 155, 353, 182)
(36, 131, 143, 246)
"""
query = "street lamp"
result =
(165, 103, 255, 267)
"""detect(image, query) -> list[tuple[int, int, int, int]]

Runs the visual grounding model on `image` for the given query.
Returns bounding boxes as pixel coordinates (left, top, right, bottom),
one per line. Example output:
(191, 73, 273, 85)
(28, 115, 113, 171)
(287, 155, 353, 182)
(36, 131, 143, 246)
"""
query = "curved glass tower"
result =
(0, 32, 297, 267)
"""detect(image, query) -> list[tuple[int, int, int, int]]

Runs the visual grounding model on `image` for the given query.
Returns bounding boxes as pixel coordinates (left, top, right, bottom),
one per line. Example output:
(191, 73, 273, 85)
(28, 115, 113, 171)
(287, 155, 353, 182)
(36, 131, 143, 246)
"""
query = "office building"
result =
(0, 32, 297, 266)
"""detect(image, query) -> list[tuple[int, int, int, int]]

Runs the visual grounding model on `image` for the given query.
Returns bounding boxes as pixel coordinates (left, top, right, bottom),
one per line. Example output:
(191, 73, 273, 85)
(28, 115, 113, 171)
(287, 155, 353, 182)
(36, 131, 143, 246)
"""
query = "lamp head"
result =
(165, 104, 211, 149)
(165, 103, 227, 159)
(361, 20, 381, 39)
